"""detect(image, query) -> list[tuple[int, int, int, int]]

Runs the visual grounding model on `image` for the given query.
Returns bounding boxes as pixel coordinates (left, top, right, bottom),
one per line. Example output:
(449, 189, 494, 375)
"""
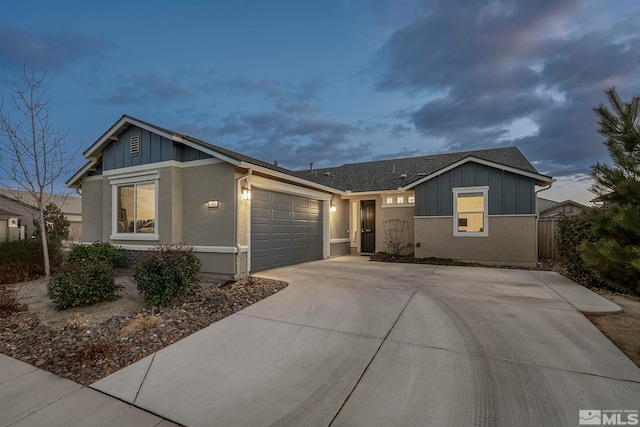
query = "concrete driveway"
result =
(92, 257, 640, 426)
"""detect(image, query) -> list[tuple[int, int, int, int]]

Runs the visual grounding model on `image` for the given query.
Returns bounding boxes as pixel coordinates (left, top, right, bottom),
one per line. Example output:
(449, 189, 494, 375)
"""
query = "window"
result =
(110, 172, 158, 240)
(382, 193, 415, 207)
(453, 186, 488, 236)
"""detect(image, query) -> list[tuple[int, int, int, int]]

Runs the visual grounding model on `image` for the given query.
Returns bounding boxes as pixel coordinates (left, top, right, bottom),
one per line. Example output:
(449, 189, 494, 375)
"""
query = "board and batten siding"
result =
(414, 162, 536, 216)
(100, 125, 211, 172)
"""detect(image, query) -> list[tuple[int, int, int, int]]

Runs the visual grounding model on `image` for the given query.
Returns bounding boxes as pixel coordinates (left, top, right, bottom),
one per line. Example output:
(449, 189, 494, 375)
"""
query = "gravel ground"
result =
(0, 274, 287, 386)
(586, 288, 640, 367)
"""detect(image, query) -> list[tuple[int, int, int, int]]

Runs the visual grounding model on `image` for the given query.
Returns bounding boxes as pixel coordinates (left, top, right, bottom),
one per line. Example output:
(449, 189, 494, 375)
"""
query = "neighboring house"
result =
(67, 115, 553, 279)
(0, 208, 21, 242)
(537, 197, 589, 218)
(0, 189, 82, 243)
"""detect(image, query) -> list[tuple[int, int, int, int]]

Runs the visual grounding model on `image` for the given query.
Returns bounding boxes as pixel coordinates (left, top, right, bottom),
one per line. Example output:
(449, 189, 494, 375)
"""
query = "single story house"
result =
(0, 208, 21, 242)
(537, 197, 589, 218)
(0, 189, 82, 243)
(67, 115, 553, 279)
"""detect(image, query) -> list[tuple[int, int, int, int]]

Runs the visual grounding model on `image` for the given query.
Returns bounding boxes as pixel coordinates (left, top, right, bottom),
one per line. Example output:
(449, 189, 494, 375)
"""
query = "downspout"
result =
(534, 178, 556, 264)
(535, 179, 557, 212)
(234, 168, 252, 280)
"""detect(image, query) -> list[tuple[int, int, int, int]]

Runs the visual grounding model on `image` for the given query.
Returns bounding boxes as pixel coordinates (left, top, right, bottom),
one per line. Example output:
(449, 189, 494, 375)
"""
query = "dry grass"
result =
(81, 338, 116, 364)
(63, 313, 91, 331)
(587, 291, 640, 367)
(0, 283, 27, 318)
(121, 315, 162, 336)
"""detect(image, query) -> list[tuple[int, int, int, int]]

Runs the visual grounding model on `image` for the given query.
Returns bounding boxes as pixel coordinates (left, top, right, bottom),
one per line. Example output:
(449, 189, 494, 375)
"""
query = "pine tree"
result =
(580, 87, 640, 294)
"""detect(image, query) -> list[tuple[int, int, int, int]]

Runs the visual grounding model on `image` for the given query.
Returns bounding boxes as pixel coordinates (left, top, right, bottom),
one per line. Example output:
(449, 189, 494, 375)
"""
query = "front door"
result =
(361, 200, 376, 253)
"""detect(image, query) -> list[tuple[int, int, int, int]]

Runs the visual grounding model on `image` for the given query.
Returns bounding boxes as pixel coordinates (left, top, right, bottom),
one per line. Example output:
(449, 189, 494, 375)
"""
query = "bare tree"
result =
(0, 69, 74, 276)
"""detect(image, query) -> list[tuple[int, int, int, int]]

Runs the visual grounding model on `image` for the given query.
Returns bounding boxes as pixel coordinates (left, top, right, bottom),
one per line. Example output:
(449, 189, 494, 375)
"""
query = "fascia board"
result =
(401, 156, 553, 190)
(242, 163, 346, 196)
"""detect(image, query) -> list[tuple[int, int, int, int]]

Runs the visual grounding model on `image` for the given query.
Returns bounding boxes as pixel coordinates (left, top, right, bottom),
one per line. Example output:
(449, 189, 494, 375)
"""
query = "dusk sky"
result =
(1, 0, 639, 205)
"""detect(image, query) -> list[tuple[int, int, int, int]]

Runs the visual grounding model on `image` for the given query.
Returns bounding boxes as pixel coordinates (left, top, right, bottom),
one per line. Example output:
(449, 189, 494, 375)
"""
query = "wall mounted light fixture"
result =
(330, 204, 337, 213)
(241, 187, 251, 200)
(207, 200, 219, 208)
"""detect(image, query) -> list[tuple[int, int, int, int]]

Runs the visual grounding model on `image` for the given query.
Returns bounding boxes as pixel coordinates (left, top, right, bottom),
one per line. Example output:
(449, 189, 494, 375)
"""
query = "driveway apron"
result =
(91, 257, 640, 427)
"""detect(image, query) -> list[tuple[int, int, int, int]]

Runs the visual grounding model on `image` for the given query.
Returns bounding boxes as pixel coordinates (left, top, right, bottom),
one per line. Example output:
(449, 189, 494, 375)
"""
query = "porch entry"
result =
(360, 200, 376, 253)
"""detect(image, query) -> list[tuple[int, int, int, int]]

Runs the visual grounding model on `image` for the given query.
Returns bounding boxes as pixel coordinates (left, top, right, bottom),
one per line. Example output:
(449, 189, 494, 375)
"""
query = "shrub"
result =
(557, 213, 608, 289)
(66, 242, 124, 268)
(47, 260, 122, 310)
(0, 283, 25, 317)
(133, 244, 201, 306)
(0, 239, 63, 284)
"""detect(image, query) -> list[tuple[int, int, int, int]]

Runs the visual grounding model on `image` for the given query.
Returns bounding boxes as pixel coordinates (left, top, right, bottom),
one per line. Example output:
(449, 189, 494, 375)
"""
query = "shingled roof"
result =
(68, 116, 551, 193)
(292, 147, 548, 192)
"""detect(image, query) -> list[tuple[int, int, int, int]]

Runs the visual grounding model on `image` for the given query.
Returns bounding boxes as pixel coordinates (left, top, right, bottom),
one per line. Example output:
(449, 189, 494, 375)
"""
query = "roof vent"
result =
(130, 135, 140, 154)
(324, 171, 333, 177)
(400, 174, 407, 179)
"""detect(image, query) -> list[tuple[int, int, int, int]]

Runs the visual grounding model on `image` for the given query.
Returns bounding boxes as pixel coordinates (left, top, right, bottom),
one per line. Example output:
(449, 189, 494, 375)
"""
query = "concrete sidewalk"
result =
(90, 258, 640, 426)
(0, 354, 176, 427)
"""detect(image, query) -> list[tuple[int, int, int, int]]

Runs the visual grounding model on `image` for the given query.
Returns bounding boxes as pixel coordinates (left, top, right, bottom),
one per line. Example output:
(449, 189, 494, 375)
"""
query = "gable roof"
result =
(67, 115, 338, 193)
(0, 208, 20, 218)
(67, 116, 552, 192)
(293, 147, 551, 192)
(0, 189, 81, 215)
(537, 198, 589, 216)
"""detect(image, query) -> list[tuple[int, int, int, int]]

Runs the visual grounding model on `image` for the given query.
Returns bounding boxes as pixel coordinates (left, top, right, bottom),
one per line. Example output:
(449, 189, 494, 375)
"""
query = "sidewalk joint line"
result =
(6, 385, 82, 426)
(133, 353, 157, 404)
(327, 266, 438, 426)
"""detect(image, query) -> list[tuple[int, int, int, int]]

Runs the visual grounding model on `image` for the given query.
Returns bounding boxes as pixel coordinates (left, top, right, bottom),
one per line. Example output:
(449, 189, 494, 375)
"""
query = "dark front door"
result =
(361, 200, 376, 253)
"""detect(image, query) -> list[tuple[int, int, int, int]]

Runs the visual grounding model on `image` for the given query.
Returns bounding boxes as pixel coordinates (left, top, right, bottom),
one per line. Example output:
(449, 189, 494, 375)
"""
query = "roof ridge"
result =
(294, 146, 522, 171)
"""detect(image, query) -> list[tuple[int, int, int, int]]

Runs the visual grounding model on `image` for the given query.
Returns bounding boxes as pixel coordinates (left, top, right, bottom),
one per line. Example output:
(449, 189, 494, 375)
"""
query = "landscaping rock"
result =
(0, 277, 287, 386)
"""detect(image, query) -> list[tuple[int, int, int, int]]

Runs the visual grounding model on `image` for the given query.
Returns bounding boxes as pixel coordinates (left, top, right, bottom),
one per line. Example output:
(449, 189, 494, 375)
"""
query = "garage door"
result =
(251, 188, 323, 272)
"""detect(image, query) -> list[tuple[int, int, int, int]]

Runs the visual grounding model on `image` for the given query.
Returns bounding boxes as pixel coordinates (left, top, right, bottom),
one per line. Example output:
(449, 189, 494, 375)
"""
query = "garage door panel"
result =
(272, 209, 292, 220)
(251, 188, 324, 273)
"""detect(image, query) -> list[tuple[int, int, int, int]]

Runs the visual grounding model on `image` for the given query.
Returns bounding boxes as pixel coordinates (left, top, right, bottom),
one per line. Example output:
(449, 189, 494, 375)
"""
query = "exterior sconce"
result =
(330, 204, 337, 213)
(207, 200, 219, 209)
(241, 187, 251, 200)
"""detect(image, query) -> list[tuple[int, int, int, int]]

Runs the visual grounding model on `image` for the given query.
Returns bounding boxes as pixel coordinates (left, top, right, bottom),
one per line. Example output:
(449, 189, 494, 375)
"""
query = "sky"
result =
(1, 0, 639, 205)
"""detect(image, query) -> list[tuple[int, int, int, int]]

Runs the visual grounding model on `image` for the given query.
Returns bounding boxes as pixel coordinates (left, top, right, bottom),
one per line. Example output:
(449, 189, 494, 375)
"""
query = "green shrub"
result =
(133, 244, 201, 306)
(557, 213, 608, 289)
(47, 260, 122, 310)
(66, 242, 124, 268)
(0, 240, 63, 284)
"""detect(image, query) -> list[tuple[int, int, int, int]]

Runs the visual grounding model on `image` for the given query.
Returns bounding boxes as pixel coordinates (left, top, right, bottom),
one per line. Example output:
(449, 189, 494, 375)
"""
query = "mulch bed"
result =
(0, 278, 286, 386)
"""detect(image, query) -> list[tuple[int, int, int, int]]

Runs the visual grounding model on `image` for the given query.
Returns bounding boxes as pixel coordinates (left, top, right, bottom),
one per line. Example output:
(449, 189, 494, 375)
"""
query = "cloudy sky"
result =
(1, 0, 639, 204)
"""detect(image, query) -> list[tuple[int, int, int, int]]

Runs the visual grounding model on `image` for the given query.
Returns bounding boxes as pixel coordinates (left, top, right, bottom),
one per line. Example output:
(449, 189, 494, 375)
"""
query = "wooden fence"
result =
(538, 218, 559, 260)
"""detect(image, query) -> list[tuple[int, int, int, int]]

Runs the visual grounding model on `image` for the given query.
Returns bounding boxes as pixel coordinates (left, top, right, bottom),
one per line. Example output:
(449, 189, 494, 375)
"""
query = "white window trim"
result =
(453, 186, 489, 237)
(111, 177, 159, 241)
(380, 192, 415, 208)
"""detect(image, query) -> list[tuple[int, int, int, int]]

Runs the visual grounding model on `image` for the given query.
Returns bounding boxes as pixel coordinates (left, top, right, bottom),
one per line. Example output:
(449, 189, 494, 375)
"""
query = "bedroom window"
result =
(453, 186, 488, 237)
(110, 172, 159, 240)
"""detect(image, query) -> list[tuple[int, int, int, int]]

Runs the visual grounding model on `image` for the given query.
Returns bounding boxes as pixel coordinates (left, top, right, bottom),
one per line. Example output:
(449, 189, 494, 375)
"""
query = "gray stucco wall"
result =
(101, 125, 211, 171)
(80, 161, 240, 278)
(414, 216, 537, 266)
(81, 179, 103, 242)
(415, 162, 536, 216)
(378, 204, 414, 254)
(330, 198, 349, 240)
(181, 163, 236, 247)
